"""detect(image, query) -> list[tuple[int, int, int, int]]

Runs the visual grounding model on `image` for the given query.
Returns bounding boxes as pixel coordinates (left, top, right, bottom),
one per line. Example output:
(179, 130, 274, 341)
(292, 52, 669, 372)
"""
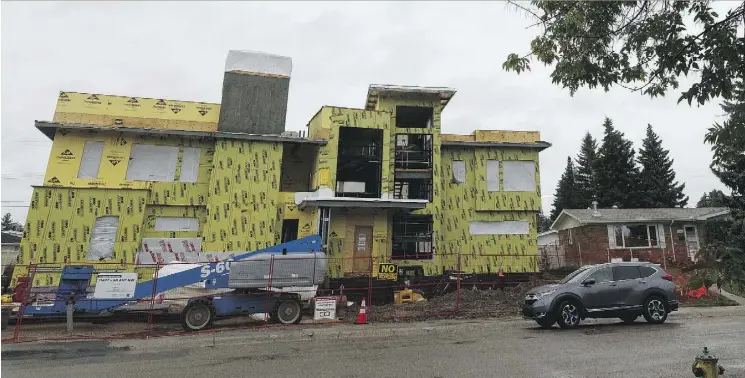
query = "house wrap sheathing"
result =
(12, 51, 550, 288)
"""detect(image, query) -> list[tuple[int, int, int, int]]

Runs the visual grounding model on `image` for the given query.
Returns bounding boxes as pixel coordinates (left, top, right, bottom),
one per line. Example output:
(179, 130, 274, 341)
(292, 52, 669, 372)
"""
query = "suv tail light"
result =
(662, 274, 673, 281)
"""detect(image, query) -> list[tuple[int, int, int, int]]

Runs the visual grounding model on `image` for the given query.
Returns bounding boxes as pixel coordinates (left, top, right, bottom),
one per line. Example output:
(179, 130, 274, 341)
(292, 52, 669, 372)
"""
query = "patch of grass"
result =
(723, 283, 745, 299)
(680, 294, 739, 307)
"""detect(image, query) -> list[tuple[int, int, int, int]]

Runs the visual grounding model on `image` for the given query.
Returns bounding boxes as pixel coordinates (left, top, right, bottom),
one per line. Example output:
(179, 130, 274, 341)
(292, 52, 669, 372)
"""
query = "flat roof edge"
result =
(441, 140, 552, 150)
(35, 121, 327, 145)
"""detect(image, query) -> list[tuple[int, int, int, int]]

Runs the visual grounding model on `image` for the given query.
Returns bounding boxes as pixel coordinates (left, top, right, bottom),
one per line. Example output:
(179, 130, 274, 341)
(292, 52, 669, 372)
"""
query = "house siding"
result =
(559, 223, 701, 267)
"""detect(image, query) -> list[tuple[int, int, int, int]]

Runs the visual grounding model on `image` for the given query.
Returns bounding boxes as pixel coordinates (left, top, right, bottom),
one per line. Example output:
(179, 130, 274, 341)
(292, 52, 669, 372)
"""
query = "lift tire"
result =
(181, 299, 215, 332)
(272, 299, 302, 325)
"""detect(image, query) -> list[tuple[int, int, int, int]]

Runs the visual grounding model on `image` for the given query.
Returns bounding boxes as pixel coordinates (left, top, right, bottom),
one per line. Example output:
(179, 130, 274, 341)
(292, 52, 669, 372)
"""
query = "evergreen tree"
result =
(637, 124, 689, 208)
(1, 214, 12, 231)
(1, 213, 21, 232)
(550, 157, 580, 221)
(536, 213, 552, 233)
(595, 118, 642, 208)
(574, 132, 599, 207)
(697, 190, 731, 208)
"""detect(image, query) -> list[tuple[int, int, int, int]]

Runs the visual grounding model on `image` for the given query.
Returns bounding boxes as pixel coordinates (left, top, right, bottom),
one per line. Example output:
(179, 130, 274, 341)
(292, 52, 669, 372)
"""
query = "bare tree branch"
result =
(614, 1, 649, 35)
(506, 1, 543, 22)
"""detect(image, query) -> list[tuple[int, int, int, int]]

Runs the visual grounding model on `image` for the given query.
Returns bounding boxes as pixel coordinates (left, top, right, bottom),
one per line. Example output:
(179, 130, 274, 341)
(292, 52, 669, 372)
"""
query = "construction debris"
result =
(339, 279, 557, 323)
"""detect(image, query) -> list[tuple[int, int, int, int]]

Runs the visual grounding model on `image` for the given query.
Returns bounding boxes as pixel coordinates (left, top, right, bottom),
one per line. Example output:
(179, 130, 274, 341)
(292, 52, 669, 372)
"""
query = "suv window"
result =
(639, 266, 656, 278)
(587, 267, 613, 283)
(560, 268, 589, 284)
(614, 266, 641, 281)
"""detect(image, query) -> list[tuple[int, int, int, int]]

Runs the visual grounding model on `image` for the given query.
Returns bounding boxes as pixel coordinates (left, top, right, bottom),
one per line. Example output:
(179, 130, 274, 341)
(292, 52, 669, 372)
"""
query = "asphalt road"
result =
(3, 311, 745, 378)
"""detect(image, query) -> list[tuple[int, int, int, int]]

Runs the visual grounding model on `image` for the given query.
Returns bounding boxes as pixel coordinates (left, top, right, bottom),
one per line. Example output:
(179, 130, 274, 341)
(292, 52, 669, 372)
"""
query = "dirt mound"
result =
(339, 279, 556, 323)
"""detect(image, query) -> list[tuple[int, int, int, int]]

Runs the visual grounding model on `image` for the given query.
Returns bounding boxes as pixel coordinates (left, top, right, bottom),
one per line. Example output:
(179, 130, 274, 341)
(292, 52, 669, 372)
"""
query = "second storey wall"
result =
(438, 146, 541, 274)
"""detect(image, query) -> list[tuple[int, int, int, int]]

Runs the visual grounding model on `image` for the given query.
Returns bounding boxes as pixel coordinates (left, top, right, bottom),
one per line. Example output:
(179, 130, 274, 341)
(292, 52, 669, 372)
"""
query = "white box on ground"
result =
(93, 273, 138, 299)
(313, 297, 337, 321)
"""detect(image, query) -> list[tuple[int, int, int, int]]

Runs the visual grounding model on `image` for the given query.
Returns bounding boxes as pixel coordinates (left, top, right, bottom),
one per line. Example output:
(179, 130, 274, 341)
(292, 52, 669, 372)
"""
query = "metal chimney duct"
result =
(591, 200, 601, 217)
(218, 50, 292, 135)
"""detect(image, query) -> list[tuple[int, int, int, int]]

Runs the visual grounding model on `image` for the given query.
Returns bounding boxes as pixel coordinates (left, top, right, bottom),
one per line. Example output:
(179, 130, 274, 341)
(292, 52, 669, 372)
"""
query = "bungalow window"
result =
(611, 224, 661, 248)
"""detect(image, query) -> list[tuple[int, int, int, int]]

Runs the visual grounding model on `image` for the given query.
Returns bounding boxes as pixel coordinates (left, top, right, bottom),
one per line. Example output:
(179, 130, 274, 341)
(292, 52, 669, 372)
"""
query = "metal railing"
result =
(394, 149, 432, 169)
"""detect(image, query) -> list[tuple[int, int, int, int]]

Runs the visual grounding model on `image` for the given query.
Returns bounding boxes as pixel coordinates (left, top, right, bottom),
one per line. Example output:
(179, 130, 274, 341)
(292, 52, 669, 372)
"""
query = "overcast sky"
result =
(1, 1, 732, 223)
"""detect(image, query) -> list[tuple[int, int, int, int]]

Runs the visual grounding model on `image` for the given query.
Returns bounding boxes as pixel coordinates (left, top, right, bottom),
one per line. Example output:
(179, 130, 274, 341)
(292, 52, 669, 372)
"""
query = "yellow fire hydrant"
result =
(692, 347, 725, 377)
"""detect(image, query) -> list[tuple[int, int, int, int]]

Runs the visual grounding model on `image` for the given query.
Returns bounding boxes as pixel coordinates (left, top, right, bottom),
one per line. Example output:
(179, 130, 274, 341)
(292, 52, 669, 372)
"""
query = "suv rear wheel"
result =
(642, 296, 668, 324)
(556, 300, 581, 329)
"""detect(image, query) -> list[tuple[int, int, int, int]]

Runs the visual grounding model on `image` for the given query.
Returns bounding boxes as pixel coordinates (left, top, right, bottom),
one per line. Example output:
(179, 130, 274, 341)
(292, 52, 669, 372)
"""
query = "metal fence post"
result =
(146, 262, 160, 339)
(263, 256, 275, 327)
(456, 250, 461, 315)
(367, 255, 373, 307)
(66, 300, 74, 333)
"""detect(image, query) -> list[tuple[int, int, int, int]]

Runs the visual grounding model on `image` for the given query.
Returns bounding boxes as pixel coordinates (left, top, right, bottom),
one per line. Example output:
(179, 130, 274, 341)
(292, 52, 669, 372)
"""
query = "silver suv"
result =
(521, 262, 679, 329)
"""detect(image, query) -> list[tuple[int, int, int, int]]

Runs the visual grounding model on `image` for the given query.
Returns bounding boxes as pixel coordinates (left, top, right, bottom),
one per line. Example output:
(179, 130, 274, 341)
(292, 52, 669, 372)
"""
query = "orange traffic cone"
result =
(355, 297, 368, 324)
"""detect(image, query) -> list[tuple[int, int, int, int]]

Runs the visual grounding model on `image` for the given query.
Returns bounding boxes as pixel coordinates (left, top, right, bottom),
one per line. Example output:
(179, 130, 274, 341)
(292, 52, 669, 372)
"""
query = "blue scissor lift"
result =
(20, 235, 326, 331)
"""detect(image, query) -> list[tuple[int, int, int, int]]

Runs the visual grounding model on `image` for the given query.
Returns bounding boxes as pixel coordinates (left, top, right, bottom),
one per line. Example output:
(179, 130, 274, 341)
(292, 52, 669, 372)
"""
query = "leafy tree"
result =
(698, 220, 745, 296)
(697, 189, 731, 208)
(705, 80, 745, 210)
(574, 132, 599, 206)
(595, 118, 643, 208)
(702, 80, 745, 295)
(550, 157, 580, 221)
(637, 124, 688, 207)
(1, 213, 22, 232)
(503, 1, 745, 106)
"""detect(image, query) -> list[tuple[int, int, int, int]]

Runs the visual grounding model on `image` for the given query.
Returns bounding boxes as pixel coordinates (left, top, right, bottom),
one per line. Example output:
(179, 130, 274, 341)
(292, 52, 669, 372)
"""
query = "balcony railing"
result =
(338, 143, 381, 160)
(394, 149, 432, 169)
(392, 215, 434, 260)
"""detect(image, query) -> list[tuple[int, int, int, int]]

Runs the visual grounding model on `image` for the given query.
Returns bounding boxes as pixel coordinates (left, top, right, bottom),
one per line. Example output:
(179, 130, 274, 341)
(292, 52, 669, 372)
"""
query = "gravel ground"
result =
(338, 280, 553, 323)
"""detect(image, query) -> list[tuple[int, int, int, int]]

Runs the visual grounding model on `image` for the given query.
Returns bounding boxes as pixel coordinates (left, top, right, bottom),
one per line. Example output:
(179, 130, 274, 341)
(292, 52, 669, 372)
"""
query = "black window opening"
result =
(395, 134, 432, 169)
(336, 127, 383, 198)
(281, 219, 299, 243)
(280, 144, 316, 192)
(396, 106, 433, 129)
(613, 224, 660, 248)
(393, 178, 433, 201)
(392, 214, 434, 260)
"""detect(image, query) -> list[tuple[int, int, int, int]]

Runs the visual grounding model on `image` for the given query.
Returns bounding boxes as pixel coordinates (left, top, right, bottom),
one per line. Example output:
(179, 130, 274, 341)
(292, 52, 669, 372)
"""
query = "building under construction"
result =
(11, 50, 550, 291)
